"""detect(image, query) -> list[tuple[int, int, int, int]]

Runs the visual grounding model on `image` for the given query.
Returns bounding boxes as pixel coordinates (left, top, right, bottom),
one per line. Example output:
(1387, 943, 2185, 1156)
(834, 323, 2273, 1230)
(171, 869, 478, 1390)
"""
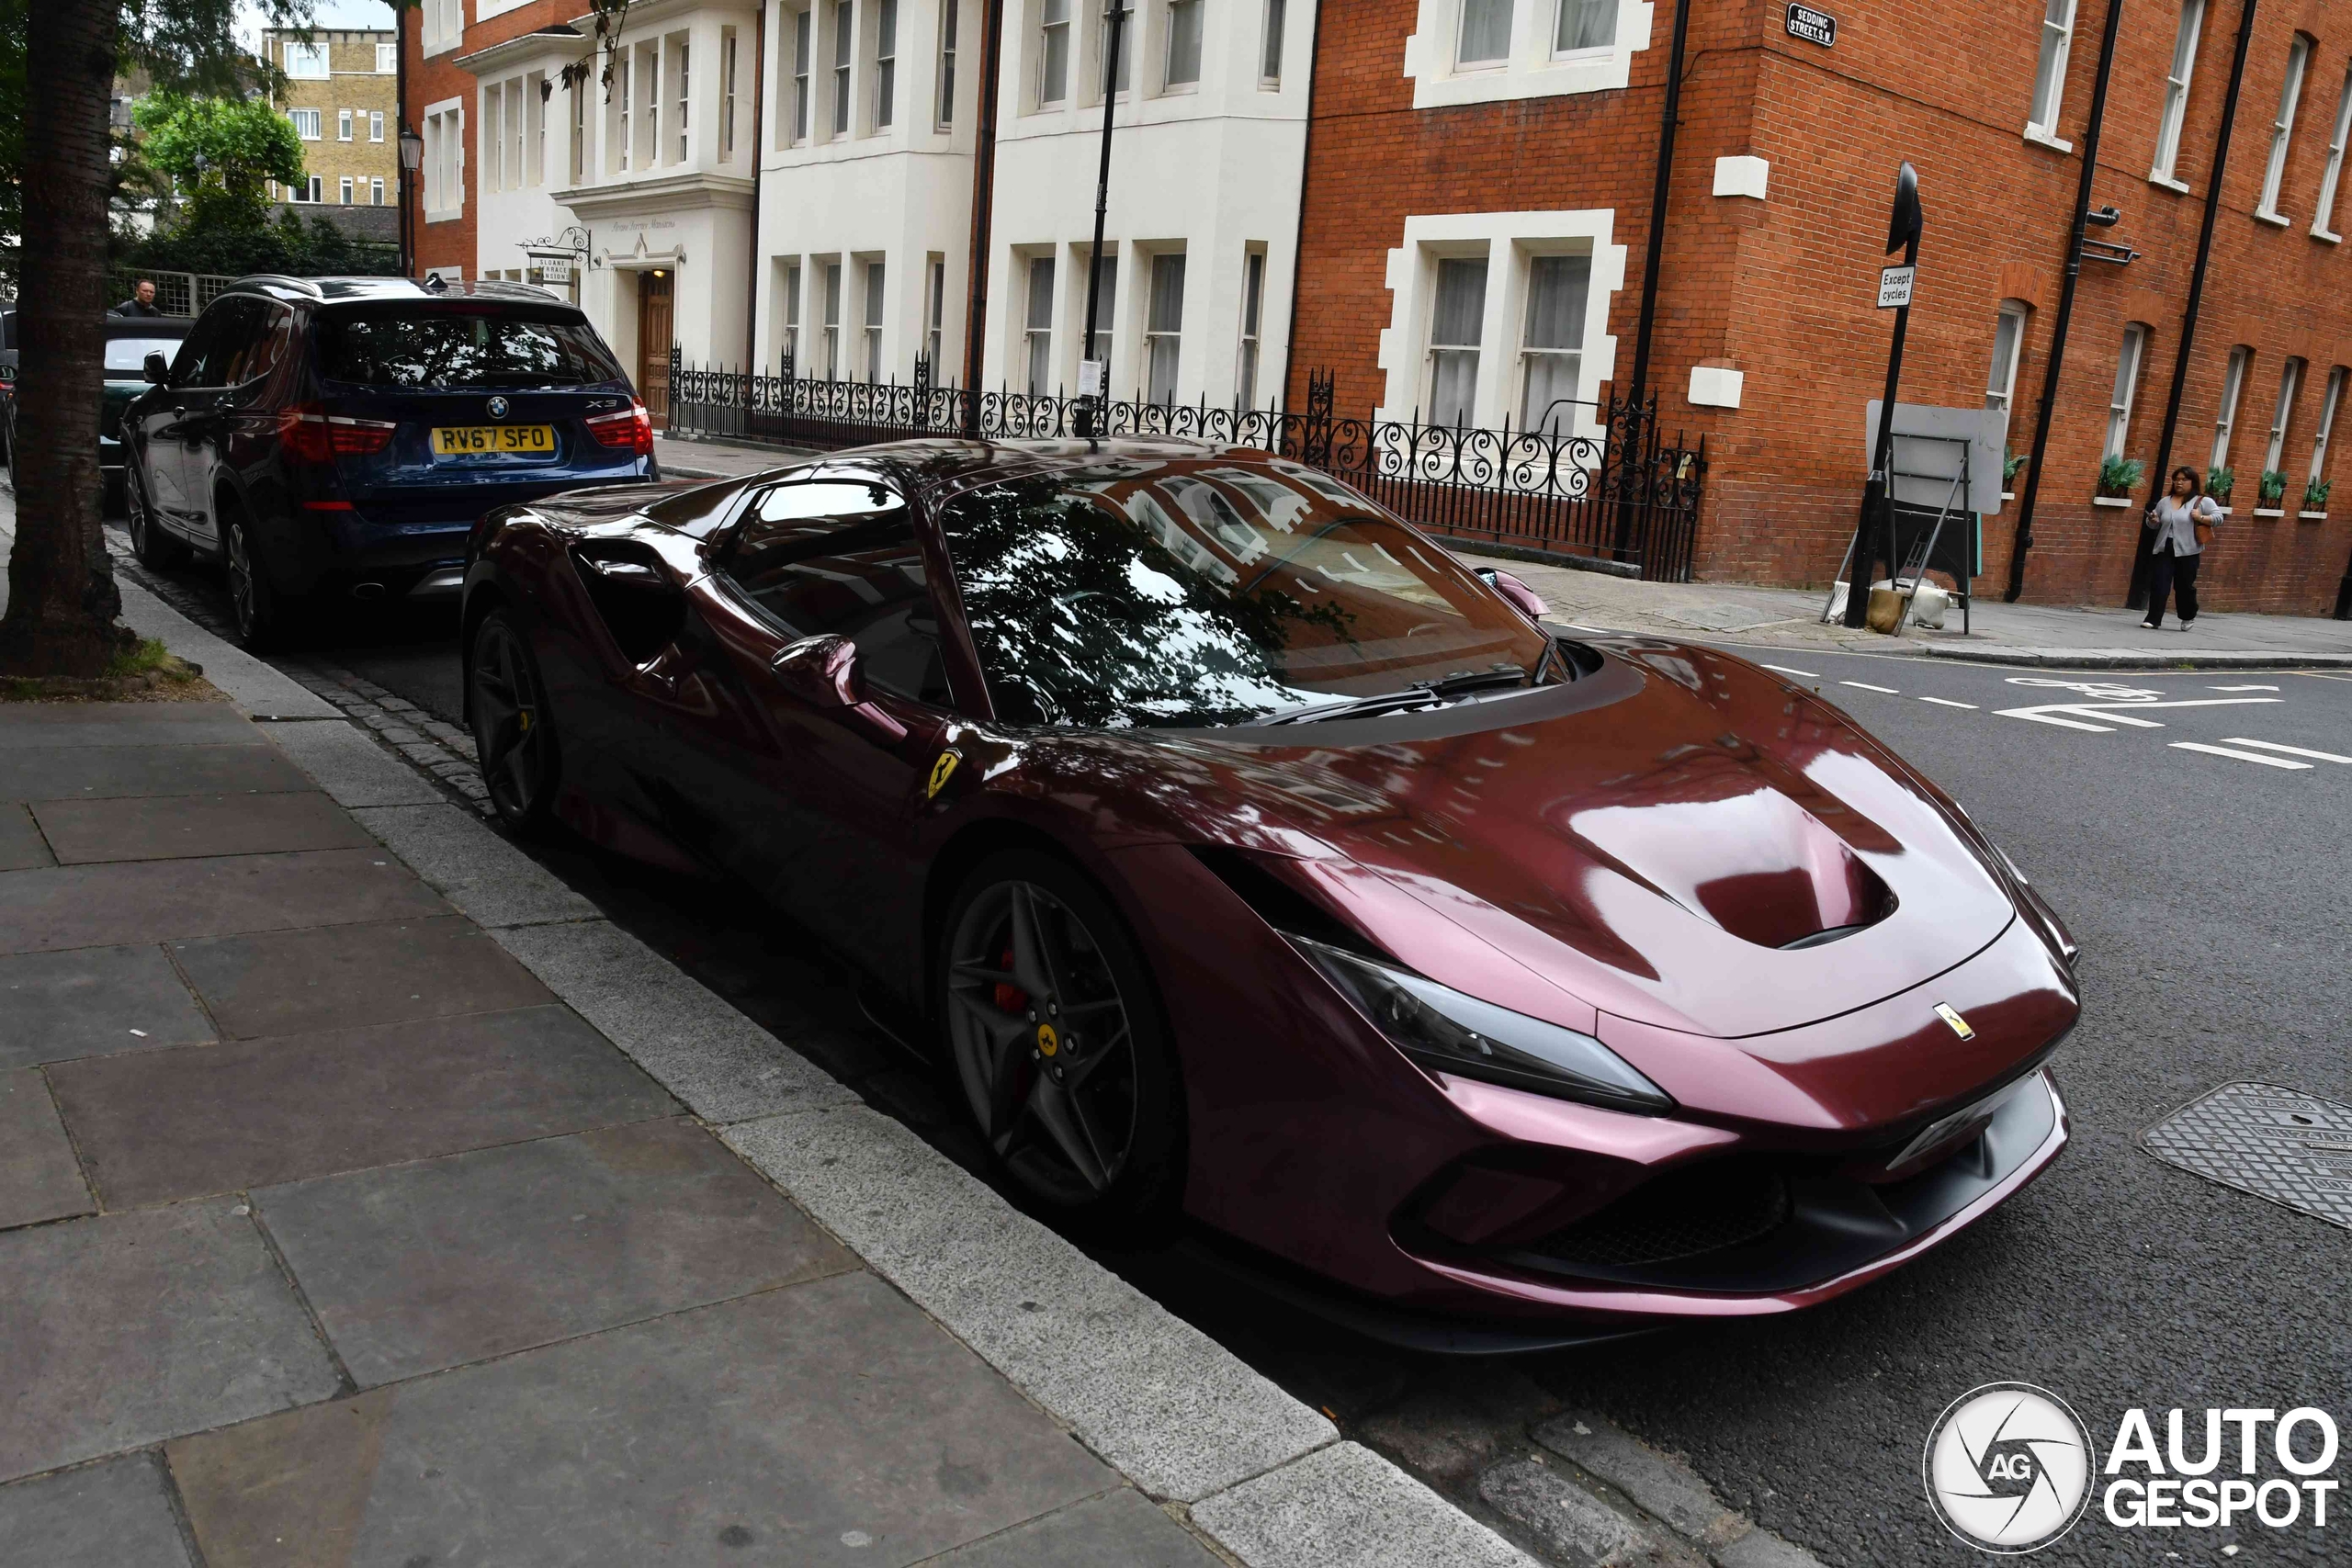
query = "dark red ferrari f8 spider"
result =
(461, 439, 2078, 1345)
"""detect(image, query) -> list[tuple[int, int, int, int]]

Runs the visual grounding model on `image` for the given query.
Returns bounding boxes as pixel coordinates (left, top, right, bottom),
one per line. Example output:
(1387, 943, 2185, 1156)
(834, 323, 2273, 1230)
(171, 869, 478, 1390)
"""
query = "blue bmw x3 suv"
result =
(121, 275, 657, 648)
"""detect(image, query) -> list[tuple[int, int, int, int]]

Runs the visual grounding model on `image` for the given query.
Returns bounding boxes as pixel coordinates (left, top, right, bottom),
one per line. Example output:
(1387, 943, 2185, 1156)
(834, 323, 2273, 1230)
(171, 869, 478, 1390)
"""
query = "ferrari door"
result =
(683, 472, 956, 969)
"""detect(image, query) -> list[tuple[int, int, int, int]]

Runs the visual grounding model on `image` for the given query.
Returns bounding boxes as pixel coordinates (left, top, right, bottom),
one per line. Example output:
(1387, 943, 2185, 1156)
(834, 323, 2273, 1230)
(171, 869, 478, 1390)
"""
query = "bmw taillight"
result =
(585, 400, 654, 455)
(277, 403, 396, 464)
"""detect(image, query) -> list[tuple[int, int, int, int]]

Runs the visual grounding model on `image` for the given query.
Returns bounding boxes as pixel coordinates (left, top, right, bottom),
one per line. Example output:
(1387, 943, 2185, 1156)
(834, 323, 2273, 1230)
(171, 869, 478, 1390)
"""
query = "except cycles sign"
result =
(1786, 3, 1836, 46)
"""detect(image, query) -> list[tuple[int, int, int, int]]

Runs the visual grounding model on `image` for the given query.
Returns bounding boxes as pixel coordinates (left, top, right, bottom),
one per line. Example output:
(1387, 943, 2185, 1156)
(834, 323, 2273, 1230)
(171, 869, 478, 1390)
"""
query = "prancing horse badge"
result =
(926, 749, 962, 800)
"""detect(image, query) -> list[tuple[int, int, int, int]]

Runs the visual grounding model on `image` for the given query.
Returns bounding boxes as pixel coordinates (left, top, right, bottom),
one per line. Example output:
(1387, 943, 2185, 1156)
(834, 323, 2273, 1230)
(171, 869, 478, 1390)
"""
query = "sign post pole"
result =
(1844, 163, 1924, 629)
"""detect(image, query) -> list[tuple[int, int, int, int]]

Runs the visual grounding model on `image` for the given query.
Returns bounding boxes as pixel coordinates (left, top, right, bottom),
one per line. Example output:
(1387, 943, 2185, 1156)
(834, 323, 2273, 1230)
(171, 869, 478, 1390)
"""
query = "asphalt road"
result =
(113, 550, 2352, 1565)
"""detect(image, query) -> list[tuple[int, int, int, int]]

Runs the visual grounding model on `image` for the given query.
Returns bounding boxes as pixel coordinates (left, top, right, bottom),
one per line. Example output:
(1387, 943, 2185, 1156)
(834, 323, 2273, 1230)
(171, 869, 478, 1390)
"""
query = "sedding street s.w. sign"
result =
(1786, 3, 1835, 45)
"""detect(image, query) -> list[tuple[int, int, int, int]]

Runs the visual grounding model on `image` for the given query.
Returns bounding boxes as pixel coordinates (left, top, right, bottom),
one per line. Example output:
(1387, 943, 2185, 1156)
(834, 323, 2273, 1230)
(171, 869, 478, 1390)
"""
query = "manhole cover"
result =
(2141, 1082, 2352, 1230)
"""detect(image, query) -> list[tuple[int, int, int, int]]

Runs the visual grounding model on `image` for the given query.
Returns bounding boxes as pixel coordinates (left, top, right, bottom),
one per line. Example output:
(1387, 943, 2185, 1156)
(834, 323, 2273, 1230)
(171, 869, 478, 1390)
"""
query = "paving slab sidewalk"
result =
(0, 676, 1532, 1559)
(1480, 550, 2352, 670)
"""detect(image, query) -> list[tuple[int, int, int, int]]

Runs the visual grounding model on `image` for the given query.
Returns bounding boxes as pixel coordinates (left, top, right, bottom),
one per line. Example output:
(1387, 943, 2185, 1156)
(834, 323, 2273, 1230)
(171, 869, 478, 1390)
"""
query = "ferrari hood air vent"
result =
(1566, 785, 1897, 952)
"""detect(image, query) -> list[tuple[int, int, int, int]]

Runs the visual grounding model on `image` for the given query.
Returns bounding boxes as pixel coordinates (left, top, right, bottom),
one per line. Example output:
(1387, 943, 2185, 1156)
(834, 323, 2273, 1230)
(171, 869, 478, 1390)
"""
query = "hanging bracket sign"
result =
(1785, 4, 1835, 46)
(1876, 265, 1917, 309)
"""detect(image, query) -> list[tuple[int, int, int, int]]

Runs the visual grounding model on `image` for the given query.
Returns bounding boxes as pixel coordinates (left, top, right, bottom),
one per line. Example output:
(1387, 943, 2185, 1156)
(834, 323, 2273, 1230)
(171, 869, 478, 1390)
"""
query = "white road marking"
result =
(1918, 696, 1978, 709)
(2171, 741, 2314, 770)
(1763, 664, 1820, 679)
(1842, 681, 1901, 694)
(2210, 684, 2280, 692)
(1996, 697, 2285, 732)
(2220, 737, 2352, 764)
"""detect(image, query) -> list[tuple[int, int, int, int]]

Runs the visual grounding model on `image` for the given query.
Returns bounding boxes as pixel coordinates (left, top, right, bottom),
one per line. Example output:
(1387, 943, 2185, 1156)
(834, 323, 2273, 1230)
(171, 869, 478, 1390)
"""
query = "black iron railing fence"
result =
(666, 350, 1706, 581)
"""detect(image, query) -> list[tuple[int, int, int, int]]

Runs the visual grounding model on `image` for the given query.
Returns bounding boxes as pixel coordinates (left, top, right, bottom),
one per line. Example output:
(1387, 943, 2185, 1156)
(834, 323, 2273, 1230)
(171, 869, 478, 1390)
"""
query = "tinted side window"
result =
(719, 479, 949, 705)
(171, 303, 239, 389)
(220, 305, 295, 389)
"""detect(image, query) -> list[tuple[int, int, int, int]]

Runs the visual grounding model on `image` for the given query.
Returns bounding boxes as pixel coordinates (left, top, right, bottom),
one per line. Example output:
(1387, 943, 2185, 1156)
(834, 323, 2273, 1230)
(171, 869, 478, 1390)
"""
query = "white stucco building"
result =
(441, 0, 1316, 416)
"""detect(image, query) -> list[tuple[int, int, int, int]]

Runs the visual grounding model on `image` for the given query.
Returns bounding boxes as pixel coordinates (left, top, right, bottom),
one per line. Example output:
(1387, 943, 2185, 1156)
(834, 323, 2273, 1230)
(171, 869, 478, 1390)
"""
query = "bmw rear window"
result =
(311, 306, 626, 389)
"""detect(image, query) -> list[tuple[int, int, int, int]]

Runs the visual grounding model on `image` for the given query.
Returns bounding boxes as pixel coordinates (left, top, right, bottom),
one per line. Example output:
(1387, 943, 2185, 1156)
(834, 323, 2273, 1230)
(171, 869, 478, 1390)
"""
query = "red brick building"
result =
(1288, 0, 2352, 612)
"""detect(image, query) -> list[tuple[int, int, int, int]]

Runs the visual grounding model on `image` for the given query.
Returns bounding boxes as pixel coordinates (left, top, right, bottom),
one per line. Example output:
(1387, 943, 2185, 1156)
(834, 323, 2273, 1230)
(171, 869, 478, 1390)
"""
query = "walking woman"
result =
(2142, 466, 2222, 631)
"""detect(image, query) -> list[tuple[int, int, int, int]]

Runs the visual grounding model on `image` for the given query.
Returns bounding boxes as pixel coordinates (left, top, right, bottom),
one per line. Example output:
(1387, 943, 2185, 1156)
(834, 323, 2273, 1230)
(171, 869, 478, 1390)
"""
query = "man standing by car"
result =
(113, 280, 163, 317)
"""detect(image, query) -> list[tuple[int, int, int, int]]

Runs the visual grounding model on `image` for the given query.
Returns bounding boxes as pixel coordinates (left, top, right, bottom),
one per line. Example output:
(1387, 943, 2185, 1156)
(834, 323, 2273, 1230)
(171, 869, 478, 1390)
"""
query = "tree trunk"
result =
(0, 0, 130, 677)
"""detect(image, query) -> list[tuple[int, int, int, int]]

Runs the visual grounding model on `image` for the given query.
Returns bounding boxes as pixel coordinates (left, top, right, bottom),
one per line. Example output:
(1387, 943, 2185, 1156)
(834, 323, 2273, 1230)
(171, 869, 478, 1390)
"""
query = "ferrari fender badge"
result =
(925, 748, 962, 800)
(1933, 1003, 1974, 1041)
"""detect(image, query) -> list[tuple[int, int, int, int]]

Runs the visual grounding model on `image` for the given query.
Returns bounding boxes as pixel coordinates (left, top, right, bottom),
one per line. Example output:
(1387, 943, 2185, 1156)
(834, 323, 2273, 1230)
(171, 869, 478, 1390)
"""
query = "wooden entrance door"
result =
(637, 269, 674, 428)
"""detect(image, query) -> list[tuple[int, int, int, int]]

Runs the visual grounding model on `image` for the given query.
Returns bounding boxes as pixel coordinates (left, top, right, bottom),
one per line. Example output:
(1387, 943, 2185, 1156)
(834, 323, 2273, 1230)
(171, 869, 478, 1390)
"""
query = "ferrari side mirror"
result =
(771, 633, 869, 709)
(771, 633, 909, 744)
(143, 352, 169, 385)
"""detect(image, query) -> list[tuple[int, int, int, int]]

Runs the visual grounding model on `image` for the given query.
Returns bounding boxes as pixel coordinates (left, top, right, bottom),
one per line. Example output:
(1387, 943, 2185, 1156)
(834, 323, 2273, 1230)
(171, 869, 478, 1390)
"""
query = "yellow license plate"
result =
(433, 424, 556, 456)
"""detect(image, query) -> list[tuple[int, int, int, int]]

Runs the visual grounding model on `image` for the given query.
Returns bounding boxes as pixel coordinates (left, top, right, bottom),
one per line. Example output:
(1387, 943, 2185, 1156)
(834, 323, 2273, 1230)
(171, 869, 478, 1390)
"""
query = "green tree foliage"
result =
(0, 0, 25, 286)
(133, 91, 305, 230)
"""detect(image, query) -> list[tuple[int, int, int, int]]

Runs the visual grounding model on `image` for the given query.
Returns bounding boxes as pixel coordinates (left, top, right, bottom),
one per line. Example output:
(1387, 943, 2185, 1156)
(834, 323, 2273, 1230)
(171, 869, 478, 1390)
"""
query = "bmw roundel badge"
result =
(486, 396, 510, 420)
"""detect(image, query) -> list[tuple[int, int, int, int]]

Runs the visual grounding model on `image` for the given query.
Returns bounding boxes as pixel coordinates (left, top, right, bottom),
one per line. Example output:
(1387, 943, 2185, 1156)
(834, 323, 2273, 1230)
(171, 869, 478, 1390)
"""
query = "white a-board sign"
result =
(1863, 401, 2008, 516)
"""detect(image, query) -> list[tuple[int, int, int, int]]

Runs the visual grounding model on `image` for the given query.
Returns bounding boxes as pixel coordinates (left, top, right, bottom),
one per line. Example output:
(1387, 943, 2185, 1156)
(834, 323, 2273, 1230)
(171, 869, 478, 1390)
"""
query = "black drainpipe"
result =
(960, 0, 1005, 436)
(1279, 0, 1326, 411)
(2130, 0, 2258, 609)
(1613, 0, 1694, 558)
(744, 3, 767, 371)
(2007, 0, 2131, 602)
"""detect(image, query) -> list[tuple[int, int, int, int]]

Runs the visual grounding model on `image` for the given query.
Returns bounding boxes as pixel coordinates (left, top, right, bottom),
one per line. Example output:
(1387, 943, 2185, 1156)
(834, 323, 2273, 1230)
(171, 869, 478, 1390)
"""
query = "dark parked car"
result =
(462, 440, 2079, 1344)
(120, 275, 655, 648)
(3, 315, 194, 506)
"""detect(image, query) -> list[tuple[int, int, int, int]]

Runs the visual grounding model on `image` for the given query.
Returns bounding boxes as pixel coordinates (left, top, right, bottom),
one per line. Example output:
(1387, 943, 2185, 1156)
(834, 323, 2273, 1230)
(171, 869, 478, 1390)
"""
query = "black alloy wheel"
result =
(469, 610, 560, 835)
(939, 851, 1183, 1225)
(125, 462, 187, 570)
(220, 508, 281, 650)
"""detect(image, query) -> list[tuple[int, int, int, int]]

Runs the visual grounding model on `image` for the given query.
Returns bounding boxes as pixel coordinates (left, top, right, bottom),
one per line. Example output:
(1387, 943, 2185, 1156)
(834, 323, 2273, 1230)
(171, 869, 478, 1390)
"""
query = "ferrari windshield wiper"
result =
(1248, 665, 1532, 727)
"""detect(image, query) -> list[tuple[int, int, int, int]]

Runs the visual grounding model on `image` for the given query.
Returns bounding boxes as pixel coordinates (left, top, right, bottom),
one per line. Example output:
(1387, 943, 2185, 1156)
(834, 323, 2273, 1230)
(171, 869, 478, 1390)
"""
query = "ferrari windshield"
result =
(939, 457, 1551, 728)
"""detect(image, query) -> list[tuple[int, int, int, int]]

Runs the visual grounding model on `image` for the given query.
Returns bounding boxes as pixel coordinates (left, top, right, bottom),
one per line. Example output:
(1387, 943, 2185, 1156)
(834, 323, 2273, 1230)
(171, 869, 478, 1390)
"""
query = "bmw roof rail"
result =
(228, 275, 328, 299)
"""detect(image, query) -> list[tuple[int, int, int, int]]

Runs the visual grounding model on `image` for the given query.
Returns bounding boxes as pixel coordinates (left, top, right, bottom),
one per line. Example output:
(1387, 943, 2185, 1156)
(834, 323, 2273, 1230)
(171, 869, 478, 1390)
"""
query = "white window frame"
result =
(2026, 0, 2077, 151)
(378, 41, 397, 73)
(831, 1, 854, 136)
(677, 37, 692, 162)
(285, 40, 330, 78)
(822, 260, 844, 380)
(1039, 0, 1073, 107)
(927, 256, 947, 371)
(1144, 249, 1186, 403)
(937, 0, 959, 125)
(2263, 355, 2304, 476)
(2257, 35, 2312, 223)
(2106, 323, 2149, 463)
(1237, 246, 1267, 405)
(875, 0, 899, 130)
(1403, 0, 1652, 107)
(423, 0, 463, 57)
(339, 175, 353, 204)
(1456, 0, 1511, 67)
(370, 175, 385, 204)
(338, 107, 354, 141)
(571, 78, 588, 182)
(424, 97, 464, 221)
(1554, 0, 1619, 55)
(370, 109, 384, 141)
(1985, 300, 2030, 421)
(793, 6, 814, 142)
(2150, 0, 2204, 187)
(862, 259, 887, 382)
(1259, 0, 1286, 87)
(2211, 344, 2250, 475)
(290, 107, 323, 140)
(2312, 66, 2352, 241)
(1517, 247, 1595, 432)
(1377, 209, 1625, 445)
(1164, 0, 1204, 91)
(2308, 366, 2344, 487)
(1023, 253, 1057, 393)
(781, 261, 803, 366)
(722, 29, 739, 157)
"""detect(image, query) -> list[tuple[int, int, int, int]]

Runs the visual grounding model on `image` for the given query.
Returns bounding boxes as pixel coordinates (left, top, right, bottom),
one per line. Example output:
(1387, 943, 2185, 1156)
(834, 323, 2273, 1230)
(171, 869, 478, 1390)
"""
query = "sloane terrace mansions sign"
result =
(1786, 4, 1835, 45)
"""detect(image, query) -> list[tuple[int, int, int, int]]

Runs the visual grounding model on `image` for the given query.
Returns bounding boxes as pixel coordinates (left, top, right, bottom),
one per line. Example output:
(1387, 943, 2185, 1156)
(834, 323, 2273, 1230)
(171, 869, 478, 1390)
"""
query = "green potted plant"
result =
(2206, 466, 2234, 504)
(2304, 477, 2331, 514)
(2098, 455, 2144, 499)
(2258, 469, 2289, 508)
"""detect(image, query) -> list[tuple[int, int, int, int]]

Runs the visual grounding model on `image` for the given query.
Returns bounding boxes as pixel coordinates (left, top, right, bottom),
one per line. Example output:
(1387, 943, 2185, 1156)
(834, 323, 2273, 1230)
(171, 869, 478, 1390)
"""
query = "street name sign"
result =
(1786, 4, 1835, 46)
(1877, 265, 1916, 309)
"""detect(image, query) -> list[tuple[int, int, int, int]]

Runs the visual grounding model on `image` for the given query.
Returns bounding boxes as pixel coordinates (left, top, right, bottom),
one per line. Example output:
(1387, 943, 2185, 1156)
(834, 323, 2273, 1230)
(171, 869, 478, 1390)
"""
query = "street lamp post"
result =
(398, 127, 424, 278)
(1077, 0, 1129, 439)
(1844, 163, 1924, 629)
